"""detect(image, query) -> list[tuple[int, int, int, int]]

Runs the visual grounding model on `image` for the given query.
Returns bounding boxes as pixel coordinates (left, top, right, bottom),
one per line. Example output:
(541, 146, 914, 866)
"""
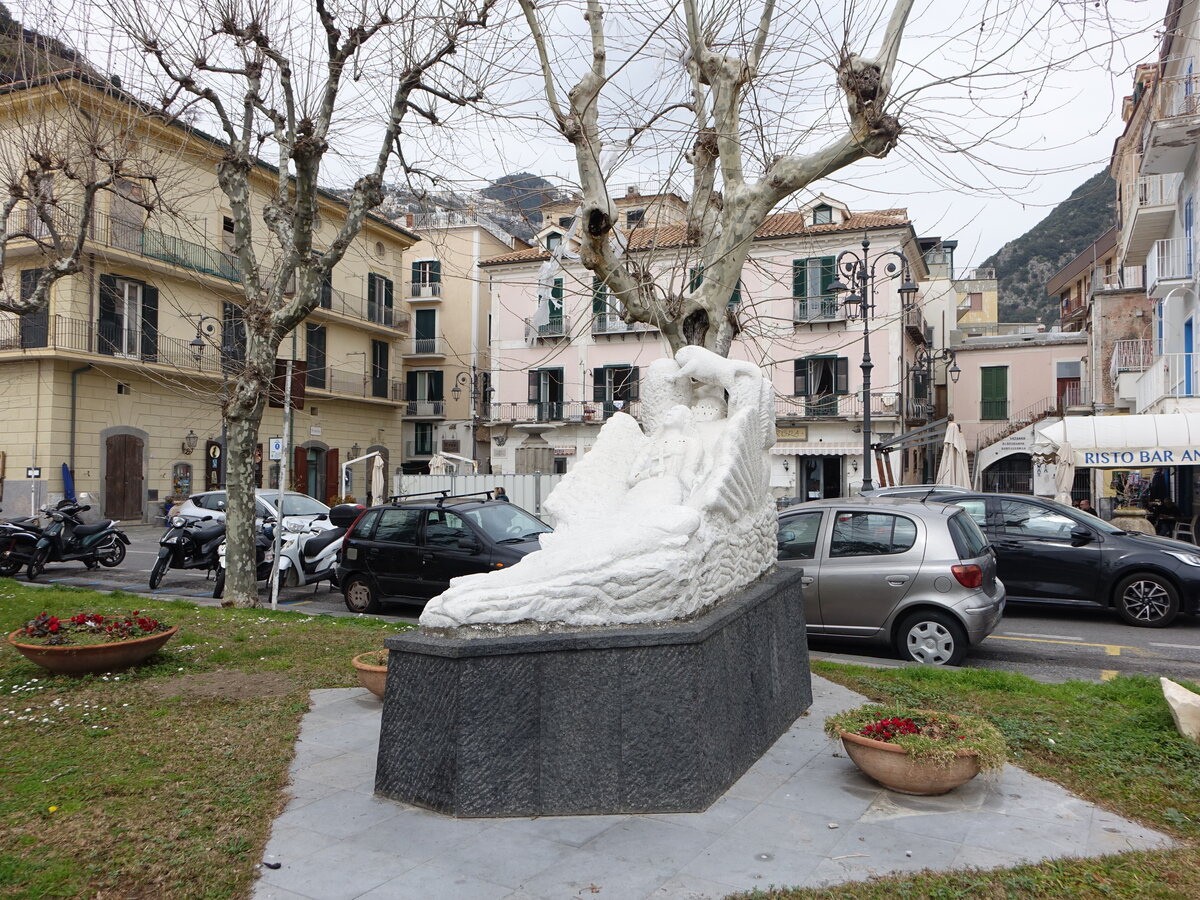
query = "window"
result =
(553, 457, 568, 474)
(592, 276, 610, 315)
(980, 366, 1008, 420)
(778, 512, 822, 560)
(18, 269, 48, 348)
(529, 367, 565, 421)
(413, 422, 435, 456)
(626, 208, 644, 226)
(305, 324, 326, 388)
(320, 270, 333, 309)
(221, 216, 235, 253)
(951, 499, 988, 528)
(593, 364, 640, 415)
(414, 308, 437, 353)
(97, 275, 157, 360)
(947, 511, 989, 560)
(221, 301, 246, 368)
(367, 273, 394, 325)
(558, 215, 575, 229)
(830, 512, 918, 557)
(546, 232, 562, 251)
(371, 339, 389, 398)
(375, 507, 422, 543)
(998, 499, 1075, 539)
(412, 259, 441, 284)
(406, 370, 444, 408)
(792, 257, 838, 319)
(350, 508, 381, 539)
(968, 292, 983, 311)
(793, 356, 849, 416)
(728, 279, 743, 309)
(688, 265, 704, 293)
(424, 510, 470, 546)
(811, 204, 833, 225)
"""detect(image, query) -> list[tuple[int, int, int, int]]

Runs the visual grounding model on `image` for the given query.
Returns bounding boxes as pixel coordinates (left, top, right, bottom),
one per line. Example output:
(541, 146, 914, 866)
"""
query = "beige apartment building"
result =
(397, 211, 526, 473)
(0, 72, 417, 521)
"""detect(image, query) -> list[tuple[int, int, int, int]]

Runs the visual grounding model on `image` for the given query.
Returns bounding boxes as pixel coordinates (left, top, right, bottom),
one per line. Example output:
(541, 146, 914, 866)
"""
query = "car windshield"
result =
(461, 504, 551, 542)
(274, 494, 330, 517)
(1042, 498, 1126, 534)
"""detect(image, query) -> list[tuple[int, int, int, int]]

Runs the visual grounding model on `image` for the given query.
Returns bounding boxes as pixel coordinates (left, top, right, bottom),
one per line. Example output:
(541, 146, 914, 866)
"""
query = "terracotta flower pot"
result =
(7, 626, 179, 676)
(352, 650, 388, 699)
(838, 729, 981, 795)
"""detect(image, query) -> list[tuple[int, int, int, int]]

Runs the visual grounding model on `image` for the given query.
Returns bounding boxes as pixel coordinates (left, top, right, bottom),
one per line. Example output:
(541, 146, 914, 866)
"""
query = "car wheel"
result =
(99, 541, 126, 568)
(149, 555, 169, 590)
(344, 577, 382, 614)
(1114, 573, 1179, 627)
(895, 610, 968, 667)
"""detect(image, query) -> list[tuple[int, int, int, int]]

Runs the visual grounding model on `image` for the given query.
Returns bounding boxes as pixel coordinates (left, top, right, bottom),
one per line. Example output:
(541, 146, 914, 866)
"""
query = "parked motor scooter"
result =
(26, 504, 130, 579)
(270, 504, 363, 593)
(149, 514, 227, 589)
(212, 519, 277, 600)
(0, 500, 72, 576)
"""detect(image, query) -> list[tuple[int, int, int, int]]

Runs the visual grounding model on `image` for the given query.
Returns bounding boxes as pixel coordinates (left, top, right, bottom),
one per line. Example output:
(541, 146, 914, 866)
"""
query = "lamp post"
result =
(189, 315, 228, 488)
(909, 346, 961, 482)
(451, 366, 495, 462)
(829, 236, 919, 492)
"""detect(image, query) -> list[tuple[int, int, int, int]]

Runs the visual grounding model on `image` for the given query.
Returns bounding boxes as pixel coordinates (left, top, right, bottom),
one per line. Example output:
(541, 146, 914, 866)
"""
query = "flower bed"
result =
(825, 704, 1007, 771)
(16, 612, 171, 647)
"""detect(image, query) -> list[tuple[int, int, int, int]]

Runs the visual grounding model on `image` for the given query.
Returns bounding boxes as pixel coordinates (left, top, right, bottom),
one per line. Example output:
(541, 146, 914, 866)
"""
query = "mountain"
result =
(981, 170, 1117, 324)
(0, 3, 92, 83)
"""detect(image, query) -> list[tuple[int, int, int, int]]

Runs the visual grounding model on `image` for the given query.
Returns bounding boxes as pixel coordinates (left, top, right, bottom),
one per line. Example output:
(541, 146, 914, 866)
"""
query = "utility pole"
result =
(269, 359, 293, 611)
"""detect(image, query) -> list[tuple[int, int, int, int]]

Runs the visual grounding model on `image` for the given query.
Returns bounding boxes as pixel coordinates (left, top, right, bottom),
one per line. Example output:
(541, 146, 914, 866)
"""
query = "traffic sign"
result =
(268, 438, 284, 461)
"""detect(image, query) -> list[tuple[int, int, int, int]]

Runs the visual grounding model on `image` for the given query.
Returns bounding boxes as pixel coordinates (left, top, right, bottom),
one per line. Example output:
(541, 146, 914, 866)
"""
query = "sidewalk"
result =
(253, 676, 1173, 900)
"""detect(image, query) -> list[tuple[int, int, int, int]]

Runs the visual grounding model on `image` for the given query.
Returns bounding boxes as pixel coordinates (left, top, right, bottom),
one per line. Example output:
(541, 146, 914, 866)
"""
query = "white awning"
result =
(770, 444, 861, 457)
(1035, 414, 1200, 468)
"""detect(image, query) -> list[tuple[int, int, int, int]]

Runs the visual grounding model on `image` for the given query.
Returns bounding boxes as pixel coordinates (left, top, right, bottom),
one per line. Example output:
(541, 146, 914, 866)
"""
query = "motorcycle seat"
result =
(6, 517, 40, 529)
(194, 522, 226, 543)
(302, 527, 346, 560)
(73, 521, 112, 536)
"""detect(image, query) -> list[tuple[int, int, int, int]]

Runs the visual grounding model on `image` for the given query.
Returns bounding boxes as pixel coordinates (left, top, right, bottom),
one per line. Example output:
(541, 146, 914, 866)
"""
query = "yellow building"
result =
(0, 72, 417, 520)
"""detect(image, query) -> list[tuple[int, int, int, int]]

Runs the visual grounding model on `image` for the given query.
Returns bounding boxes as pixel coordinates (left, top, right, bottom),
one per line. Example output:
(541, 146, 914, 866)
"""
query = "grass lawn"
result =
(3, 580, 1199, 900)
(733, 661, 1200, 900)
(0, 580, 411, 899)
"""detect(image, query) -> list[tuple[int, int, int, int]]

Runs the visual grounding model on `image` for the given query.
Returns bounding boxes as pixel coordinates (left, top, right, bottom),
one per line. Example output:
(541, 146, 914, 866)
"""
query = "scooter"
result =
(26, 504, 130, 579)
(149, 514, 227, 589)
(212, 519, 277, 600)
(270, 504, 362, 593)
(0, 500, 71, 576)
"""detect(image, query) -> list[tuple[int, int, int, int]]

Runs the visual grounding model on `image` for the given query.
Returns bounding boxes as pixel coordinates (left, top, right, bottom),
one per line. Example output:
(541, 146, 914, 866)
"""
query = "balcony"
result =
(524, 316, 571, 341)
(1146, 238, 1192, 297)
(1121, 174, 1180, 264)
(316, 288, 411, 332)
(1134, 352, 1200, 413)
(774, 392, 901, 420)
(409, 282, 442, 301)
(1143, 75, 1200, 175)
(307, 365, 404, 402)
(488, 400, 640, 424)
(792, 296, 844, 324)
(953, 267, 996, 283)
(1091, 266, 1146, 295)
(405, 400, 446, 418)
(902, 305, 928, 343)
(592, 313, 659, 335)
(1111, 339, 1154, 379)
(406, 337, 445, 357)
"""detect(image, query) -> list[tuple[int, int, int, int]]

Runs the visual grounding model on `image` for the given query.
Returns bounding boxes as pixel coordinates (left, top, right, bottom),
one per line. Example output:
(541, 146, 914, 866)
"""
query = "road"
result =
(9, 524, 1200, 683)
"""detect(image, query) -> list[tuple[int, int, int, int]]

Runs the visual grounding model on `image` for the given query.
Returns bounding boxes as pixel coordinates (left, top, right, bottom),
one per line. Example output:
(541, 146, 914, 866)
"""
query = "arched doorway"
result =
(103, 432, 145, 519)
(982, 453, 1033, 495)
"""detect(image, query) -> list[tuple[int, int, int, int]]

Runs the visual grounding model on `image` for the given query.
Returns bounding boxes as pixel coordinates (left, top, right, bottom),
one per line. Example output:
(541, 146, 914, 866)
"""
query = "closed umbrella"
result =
(427, 455, 449, 474)
(935, 421, 971, 488)
(1054, 440, 1075, 505)
(371, 455, 385, 505)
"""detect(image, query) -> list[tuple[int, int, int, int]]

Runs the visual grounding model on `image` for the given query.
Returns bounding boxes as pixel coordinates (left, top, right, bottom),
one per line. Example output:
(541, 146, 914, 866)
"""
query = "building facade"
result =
(0, 74, 417, 520)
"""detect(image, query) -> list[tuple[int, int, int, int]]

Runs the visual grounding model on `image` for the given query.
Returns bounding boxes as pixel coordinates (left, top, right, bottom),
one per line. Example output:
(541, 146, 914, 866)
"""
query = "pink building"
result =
(481, 195, 942, 498)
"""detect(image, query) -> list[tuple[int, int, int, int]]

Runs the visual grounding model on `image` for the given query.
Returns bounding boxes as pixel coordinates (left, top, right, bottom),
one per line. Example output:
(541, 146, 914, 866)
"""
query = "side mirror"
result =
(202, 515, 213, 522)
(316, 513, 328, 521)
(1069, 526, 1093, 544)
(215, 501, 227, 510)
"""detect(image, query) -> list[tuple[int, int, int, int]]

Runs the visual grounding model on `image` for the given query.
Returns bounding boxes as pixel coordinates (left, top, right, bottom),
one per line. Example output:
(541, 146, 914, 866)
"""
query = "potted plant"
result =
(825, 704, 1007, 795)
(7, 611, 178, 676)
(352, 648, 388, 699)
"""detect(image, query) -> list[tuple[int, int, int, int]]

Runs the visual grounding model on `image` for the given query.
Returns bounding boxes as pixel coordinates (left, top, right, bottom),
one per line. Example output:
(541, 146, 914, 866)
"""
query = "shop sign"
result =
(1080, 447, 1200, 466)
(776, 426, 808, 441)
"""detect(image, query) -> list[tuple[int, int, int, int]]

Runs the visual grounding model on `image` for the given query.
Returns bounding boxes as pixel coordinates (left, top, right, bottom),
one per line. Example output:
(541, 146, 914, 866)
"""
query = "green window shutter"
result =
(383, 276, 394, 310)
(793, 359, 808, 396)
(728, 280, 742, 308)
(981, 366, 1008, 419)
(430, 260, 441, 283)
(626, 366, 640, 401)
(820, 257, 836, 295)
(592, 277, 608, 314)
(411, 261, 420, 285)
(835, 358, 849, 394)
(593, 367, 606, 402)
(140, 284, 158, 361)
(97, 274, 119, 356)
(689, 265, 704, 292)
(430, 370, 444, 401)
(528, 370, 540, 403)
(551, 278, 563, 302)
(792, 260, 806, 299)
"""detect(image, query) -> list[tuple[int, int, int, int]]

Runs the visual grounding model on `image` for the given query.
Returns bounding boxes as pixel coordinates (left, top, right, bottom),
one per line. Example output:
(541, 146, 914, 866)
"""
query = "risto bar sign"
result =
(1080, 448, 1200, 466)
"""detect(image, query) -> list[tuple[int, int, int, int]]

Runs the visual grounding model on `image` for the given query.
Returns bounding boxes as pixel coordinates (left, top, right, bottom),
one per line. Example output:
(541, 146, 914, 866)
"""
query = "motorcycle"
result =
(149, 514, 227, 589)
(212, 519, 277, 600)
(0, 500, 73, 576)
(269, 504, 363, 594)
(26, 504, 130, 579)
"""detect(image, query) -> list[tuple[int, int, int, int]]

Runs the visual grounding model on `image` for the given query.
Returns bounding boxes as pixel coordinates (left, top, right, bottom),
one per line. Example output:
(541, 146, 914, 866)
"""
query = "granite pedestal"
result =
(376, 568, 811, 817)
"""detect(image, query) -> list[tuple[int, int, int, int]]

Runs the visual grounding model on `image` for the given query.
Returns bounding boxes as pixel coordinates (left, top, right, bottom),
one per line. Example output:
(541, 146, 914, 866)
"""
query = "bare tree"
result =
(515, 0, 1149, 356)
(89, 0, 498, 606)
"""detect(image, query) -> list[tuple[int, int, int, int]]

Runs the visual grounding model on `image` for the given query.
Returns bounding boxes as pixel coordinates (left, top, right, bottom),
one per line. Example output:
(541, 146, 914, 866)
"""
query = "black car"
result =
(336, 491, 551, 613)
(932, 492, 1200, 627)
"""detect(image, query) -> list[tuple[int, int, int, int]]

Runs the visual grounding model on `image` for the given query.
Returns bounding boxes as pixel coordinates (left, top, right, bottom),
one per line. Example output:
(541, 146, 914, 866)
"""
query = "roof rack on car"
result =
(387, 489, 495, 507)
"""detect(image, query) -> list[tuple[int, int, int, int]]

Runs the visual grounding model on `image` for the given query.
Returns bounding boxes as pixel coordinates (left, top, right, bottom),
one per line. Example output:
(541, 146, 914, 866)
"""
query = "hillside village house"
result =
(481, 190, 949, 498)
(0, 72, 417, 521)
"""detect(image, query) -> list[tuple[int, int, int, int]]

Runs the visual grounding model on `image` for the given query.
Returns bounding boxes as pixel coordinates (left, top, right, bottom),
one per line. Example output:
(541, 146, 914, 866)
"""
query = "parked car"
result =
(860, 484, 975, 498)
(176, 490, 331, 529)
(337, 491, 552, 613)
(932, 492, 1200, 627)
(776, 497, 1005, 666)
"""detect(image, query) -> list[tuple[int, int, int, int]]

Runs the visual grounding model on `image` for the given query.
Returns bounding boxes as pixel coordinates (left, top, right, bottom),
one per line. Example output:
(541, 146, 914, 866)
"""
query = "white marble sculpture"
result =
(1161, 677, 1200, 745)
(420, 347, 777, 629)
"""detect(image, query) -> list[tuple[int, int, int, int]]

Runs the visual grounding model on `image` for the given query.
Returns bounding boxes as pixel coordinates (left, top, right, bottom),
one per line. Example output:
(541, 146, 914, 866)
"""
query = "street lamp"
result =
(188, 314, 227, 488)
(829, 235, 919, 492)
(450, 366, 495, 463)
(908, 346, 961, 417)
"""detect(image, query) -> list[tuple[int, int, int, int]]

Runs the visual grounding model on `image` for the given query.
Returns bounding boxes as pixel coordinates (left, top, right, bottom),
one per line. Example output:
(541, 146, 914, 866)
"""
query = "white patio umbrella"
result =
(935, 421, 971, 488)
(371, 455, 385, 504)
(1054, 440, 1075, 505)
(427, 454, 450, 474)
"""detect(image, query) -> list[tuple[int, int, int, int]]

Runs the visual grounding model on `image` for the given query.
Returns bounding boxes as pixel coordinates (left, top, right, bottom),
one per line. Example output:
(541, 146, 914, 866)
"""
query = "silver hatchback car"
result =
(777, 497, 1005, 666)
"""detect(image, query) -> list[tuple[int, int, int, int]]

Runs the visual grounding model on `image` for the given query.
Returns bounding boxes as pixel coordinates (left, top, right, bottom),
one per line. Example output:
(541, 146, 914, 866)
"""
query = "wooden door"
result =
(104, 434, 144, 520)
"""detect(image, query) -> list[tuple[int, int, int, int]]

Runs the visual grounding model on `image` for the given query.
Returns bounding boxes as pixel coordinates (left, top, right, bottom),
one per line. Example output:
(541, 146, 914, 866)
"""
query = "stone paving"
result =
(253, 676, 1174, 900)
